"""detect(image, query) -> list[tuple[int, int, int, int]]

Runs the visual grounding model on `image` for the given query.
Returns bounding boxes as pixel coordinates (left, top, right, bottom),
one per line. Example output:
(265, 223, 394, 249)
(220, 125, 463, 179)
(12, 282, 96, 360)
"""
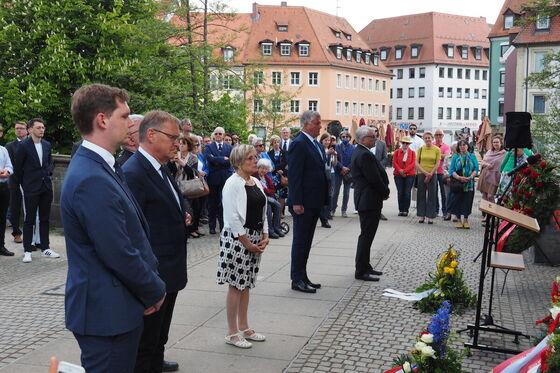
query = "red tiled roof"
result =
(512, 15, 560, 44)
(488, 0, 530, 38)
(358, 12, 491, 67)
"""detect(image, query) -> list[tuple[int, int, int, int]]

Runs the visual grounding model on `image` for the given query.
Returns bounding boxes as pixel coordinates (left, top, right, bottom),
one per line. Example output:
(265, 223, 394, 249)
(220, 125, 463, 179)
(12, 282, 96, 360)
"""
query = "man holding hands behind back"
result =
(61, 84, 166, 373)
(351, 126, 389, 281)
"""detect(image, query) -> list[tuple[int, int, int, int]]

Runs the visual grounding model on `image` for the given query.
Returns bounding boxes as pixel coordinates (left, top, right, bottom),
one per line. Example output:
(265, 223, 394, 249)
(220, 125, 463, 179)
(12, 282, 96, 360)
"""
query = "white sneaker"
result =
(22, 252, 32, 263)
(42, 249, 60, 259)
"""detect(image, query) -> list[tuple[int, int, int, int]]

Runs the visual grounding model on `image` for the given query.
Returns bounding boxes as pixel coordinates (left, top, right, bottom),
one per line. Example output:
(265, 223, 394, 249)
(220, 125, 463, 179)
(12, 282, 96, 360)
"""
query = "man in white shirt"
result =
(280, 126, 292, 157)
(408, 124, 424, 153)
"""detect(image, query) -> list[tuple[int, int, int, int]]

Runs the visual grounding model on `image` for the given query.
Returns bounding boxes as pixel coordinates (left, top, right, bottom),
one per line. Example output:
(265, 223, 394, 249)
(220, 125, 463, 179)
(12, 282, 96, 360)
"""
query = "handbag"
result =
(450, 168, 464, 193)
(177, 168, 209, 198)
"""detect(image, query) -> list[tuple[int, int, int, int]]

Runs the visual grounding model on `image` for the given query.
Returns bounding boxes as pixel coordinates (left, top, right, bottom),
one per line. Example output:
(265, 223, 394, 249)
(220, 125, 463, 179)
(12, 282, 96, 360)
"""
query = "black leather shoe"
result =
(269, 232, 280, 239)
(291, 280, 316, 293)
(0, 247, 14, 256)
(369, 269, 383, 276)
(305, 279, 321, 289)
(209, 229, 216, 234)
(321, 222, 331, 228)
(380, 214, 388, 221)
(355, 274, 380, 281)
(274, 229, 285, 237)
(162, 360, 179, 372)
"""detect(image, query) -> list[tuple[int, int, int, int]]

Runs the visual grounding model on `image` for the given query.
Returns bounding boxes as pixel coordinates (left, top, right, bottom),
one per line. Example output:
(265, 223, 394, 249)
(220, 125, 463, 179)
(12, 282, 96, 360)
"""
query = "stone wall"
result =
(51, 154, 71, 228)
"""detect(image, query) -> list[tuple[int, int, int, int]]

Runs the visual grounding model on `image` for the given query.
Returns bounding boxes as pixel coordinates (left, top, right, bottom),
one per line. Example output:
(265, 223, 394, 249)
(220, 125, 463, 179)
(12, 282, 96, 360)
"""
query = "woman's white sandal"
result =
(225, 333, 252, 349)
(241, 328, 266, 342)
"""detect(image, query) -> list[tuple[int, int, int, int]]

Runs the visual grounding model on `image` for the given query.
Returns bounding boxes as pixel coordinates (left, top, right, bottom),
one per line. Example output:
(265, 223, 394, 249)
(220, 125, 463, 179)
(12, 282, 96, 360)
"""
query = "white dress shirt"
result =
(138, 147, 181, 207)
(81, 140, 116, 171)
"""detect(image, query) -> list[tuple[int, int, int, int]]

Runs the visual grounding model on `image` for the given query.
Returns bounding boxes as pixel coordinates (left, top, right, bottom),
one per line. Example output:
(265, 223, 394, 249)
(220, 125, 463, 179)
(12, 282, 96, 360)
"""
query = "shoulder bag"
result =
(177, 167, 209, 198)
(450, 158, 465, 193)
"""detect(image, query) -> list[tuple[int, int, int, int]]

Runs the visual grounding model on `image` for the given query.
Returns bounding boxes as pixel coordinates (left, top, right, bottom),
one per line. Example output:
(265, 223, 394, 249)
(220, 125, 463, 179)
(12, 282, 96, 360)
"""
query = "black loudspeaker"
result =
(505, 112, 532, 149)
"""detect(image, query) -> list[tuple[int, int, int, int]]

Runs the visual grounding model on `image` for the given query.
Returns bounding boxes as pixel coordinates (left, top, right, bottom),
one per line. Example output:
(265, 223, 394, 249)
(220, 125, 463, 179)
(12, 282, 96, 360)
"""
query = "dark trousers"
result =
(135, 292, 178, 373)
(208, 183, 224, 231)
(356, 209, 381, 275)
(435, 174, 448, 215)
(416, 174, 437, 219)
(74, 324, 143, 373)
(449, 190, 475, 219)
(9, 185, 22, 237)
(186, 197, 202, 233)
(394, 176, 415, 213)
(23, 188, 52, 252)
(266, 196, 281, 233)
(0, 184, 10, 246)
(290, 207, 320, 282)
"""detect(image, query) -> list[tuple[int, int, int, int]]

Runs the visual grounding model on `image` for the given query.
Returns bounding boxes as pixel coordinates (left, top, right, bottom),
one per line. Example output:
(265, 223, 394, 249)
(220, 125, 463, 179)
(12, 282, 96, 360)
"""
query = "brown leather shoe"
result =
(13, 235, 22, 243)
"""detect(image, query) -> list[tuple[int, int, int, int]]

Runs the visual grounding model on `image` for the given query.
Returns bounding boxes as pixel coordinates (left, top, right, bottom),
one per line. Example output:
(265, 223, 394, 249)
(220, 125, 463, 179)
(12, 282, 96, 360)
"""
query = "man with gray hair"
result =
(116, 114, 143, 166)
(287, 110, 329, 294)
(180, 118, 193, 137)
(332, 130, 354, 218)
(351, 126, 389, 281)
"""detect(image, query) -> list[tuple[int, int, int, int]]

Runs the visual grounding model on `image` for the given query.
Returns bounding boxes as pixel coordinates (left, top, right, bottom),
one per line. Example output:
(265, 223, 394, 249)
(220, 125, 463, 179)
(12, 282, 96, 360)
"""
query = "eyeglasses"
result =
(435, 134, 444, 136)
(151, 128, 179, 142)
(255, 144, 264, 147)
(341, 136, 349, 139)
(246, 155, 257, 161)
(214, 132, 224, 136)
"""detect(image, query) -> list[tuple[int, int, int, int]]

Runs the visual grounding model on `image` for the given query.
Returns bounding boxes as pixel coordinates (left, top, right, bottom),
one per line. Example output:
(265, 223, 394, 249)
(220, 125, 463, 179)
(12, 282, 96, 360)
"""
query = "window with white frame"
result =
(504, 15, 514, 29)
(272, 71, 282, 85)
(419, 87, 425, 97)
(397, 88, 403, 98)
(461, 46, 468, 59)
(272, 99, 282, 113)
(536, 15, 550, 30)
(368, 78, 373, 91)
(465, 88, 470, 98)
(280, 43, 291, 56)
(409, 68, 415, 79)
(438, 87, 444, 97)
(408, 107, 414, 120)
(223, 47, 234, 62)
(397, 69, 403, 79)
(375, 79, 379, 91)
(446, 107, 452, 119)
(419, 67, 425, 78)
(337, 74, 342, 88)
(380, 49, 388, 60)
(482, 89, 487, 99)
(345, 75, 350, 88)
(457, 88, 462, 98)
(475, 69, 480, 80)
(308, 72, 319, 86)
(456, 108, 461, 120)
(483, 70, 488, 80)
(382, 80, 386, 91)
(356, 51, 362, 63)
(395, 47, 403, 60)
(447, 45, 454, 58)
(346, 49, 352, 61)
(381, 105, 386, 116)
(474, 89, 479, 99)
(336, 47, 342, 59)
(373, 104, 378, 117)
(361, 77, 365, 90)
(373, 54, 378, 65)
(261, 43, 272, 56)
(253, 99, 263, 113)
(411, 46, 419, 58)
(290, 100, 300, 114)
(447, 87, 452, 98)
(473, 108, 479, 120)
(344, 102, 349, 115)
(253, 70, 264, 85)
(352, 102, 357, 115)
(360, 103, 365, 115)
(534, 95, 546, 113)
(418, 107, 425, 120)
(353, 76, 358, 89)
(396, 107, 402, 120)
(365, 53, 371, 64)
(535, 52, 548, 73)
(475, 48, 482, 60)
(222, 74, 236, 90)
(447, 67, 453, 78)
(308, 100, 318, 112)
(439, 68, 445, 78)
(481, 108, 486, 117)
(336, 101, 341, 115)
(290, 72, 300, 86)
(438, 107, 443, 120)
(464, 108, 470, 120)
(465, 69, 471, 79)
(457, 68, 463, 79)
(298, 44, 309, 57)
(408, 87, 414, 98)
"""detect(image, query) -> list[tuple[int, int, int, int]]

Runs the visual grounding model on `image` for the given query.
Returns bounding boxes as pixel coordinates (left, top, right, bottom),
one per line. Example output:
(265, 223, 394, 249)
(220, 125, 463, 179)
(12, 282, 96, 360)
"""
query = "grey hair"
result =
(212, 126, 225, 136)
(180, 118, 192, 126)
(247, 133, 257, 145)
(139, 110, 179, 142)
(355, 126, 375, 143)
(129, 114, 144, 123)
(257, 158, 272, 171)
(230, 144, 255, 169)
(254, 137, 263, 145)
(300, 110, 320, 128)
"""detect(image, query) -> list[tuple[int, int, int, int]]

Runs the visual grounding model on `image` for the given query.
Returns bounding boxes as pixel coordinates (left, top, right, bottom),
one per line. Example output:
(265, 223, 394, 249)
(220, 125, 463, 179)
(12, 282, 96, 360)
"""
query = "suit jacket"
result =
(204, 141, 233, 185)
(115, 148, 134, 167)
(372, 140, 388, 168)
(267, 149, 287, 172)
(5, 139, 22, 188)
(61, 146, 165, 336)
(122, 151, 188, 293)
(14, 137, 54, 194)
(70, 140, 83, 158)
(351, 144, 390, 212)
(286, 132, 329, 209)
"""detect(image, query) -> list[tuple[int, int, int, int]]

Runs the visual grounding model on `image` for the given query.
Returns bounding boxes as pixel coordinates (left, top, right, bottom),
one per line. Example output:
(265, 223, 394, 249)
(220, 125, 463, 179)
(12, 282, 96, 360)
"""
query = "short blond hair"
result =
(229, 144, 255, 169)
(422, 131, 433, 139)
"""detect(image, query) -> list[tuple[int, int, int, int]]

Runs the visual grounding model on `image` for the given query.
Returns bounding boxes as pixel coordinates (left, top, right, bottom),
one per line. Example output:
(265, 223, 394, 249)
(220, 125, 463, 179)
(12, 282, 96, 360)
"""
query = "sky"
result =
(226, 0, 503, 31)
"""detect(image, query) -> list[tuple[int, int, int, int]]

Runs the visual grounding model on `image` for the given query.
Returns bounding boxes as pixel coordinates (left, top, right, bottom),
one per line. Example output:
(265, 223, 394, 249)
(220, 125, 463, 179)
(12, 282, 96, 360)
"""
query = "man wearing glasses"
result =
(204, 127, 233, 234)
(116, 114, 143, 166)
(407, 124, 424, 153)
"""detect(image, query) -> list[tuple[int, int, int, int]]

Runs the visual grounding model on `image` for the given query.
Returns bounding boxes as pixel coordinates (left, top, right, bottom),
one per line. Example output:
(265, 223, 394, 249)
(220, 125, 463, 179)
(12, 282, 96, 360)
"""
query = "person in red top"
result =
(392, 136, 416, 216)
(254, 158, 284, 239)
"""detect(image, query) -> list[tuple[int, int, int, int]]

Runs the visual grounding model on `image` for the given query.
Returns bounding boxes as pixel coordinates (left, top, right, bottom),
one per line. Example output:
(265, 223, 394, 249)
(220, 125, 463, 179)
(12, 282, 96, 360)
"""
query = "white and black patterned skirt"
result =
(216, 228, 262, 290)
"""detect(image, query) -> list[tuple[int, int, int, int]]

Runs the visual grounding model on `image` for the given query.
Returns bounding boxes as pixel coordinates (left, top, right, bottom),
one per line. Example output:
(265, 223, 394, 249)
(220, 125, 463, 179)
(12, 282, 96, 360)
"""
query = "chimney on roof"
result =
(252, 2, 260, 22)
(281, 1, 287, 6)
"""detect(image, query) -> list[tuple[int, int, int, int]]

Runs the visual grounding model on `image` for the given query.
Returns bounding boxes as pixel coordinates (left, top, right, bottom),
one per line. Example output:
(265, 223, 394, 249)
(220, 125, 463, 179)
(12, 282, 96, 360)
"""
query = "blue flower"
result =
(427, 301, 452, 356)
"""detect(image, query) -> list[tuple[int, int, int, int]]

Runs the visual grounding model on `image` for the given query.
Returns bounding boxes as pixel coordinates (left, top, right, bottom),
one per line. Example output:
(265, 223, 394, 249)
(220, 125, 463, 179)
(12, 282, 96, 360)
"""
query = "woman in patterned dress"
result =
(217, 144, 270, 349)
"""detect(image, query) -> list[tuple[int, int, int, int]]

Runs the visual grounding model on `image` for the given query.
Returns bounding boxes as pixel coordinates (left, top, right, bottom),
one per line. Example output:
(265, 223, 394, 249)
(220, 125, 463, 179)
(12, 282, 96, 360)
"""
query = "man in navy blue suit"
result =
(14, 118, 58, 262)
(204, 126, 233, 234)
(123, 111, 189, 373)
(287, 110, 329, 294)
(61, 84, 166, 373)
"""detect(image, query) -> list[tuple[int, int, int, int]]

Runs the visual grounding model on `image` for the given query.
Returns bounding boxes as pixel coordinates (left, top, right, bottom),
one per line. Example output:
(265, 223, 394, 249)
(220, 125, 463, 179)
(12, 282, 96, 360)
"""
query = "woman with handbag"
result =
(448, 140, 479, 229)
(415, 132, 441, 224)
(392, 136, 416, 216)
(267, 135, 288, 217)
(175, 136, 208, 238)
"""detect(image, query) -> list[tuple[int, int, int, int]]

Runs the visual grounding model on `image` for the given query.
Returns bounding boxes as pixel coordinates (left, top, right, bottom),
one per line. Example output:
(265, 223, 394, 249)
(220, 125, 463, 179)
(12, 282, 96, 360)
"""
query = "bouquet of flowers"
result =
(536, 277, 560, 371)
(415, 245, 476, 314)
(502, 154, 560, 253)
(388, 301, 468, 373)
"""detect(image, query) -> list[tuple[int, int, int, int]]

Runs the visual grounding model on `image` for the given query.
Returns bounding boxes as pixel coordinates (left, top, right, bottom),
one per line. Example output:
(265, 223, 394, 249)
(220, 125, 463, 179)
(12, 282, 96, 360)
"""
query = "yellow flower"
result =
(449, 251, 457, 259)
(444, 267, 455, 275)
(450, 261, 458, 268)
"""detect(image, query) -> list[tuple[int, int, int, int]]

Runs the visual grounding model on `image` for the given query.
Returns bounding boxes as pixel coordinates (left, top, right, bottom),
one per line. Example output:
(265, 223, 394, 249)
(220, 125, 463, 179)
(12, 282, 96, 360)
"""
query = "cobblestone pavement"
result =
(0, 225, 219, 368)
(285, 197, 558, 373)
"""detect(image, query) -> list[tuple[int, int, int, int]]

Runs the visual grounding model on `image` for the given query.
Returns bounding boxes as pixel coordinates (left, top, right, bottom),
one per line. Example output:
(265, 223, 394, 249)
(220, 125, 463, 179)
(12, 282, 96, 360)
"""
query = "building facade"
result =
(360, 12, 491, 139)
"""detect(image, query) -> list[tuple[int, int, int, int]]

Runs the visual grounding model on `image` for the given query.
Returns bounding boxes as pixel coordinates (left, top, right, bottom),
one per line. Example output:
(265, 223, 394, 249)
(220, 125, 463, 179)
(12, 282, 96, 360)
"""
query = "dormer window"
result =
(444, 44, 454, 58)
(373, 54, 378, 66)
(335, 31, 341, 38)
(461, 45, 468, 59)
(298, 43, 310, 57)
(346, 48, 352, 61)
(536, 15, 550, 30)
(223, 46, 234, 62)
(411, 46, 418, 58)
(365, 53, 371, 65)
(474, 47, 482, 60)
(336, 46, 342, 59)
(345, 33, 352, 41)
(395, 47, 403, 60)
(356, 51, 362, 63)
(380, 48, 388, 61)
(504, 14, 514, 29)
(279, 42, 292, 56)
(277, 22, 288, 32)
(261, 41, 273, 56)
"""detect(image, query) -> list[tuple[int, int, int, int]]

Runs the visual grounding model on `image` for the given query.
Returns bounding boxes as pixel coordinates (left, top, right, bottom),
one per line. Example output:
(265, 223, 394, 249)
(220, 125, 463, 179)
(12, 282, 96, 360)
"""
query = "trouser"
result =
(186, 197, 202, 233)
(266, 196, 281, 233)
(290, 207, 320, 282)
(449, 190, 475, 219)
(208, 183, 224, 231)
(416, 174, 437, 219)
(435, 174, 448, 215)
(331, 173, 351, 213)
(0, 184, 10, 247)
(394, 176, 415, 213)
(355, 209, 381, 275)
(9, 185, 22, 237)
(74, 324, 143, 373)
(135, 292, 178, 373)
(23, 188, 52, 252)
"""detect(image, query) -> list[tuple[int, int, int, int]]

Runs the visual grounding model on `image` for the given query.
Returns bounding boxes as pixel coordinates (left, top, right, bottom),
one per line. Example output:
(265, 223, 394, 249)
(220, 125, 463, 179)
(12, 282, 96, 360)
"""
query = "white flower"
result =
(403, 361, 412, 372)
(414, 341, 426, 351)
(421, 345, 436, 358)
(420, 333, 434, 344)
(550, 306, 560, 319)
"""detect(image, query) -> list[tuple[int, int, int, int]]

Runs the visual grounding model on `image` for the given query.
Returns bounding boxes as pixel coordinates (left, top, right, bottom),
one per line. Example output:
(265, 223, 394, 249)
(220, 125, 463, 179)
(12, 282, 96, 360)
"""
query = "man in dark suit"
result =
(116, 114, 142, 166)
(5, 121, 28, 244)
(204, 126, 233, 234)
(123, 111, 189, 373)
(14, 118, 58, 262)
(287, 110, 329, 294)
(61, 84, 166, 373)
(351, 126, 390, 281)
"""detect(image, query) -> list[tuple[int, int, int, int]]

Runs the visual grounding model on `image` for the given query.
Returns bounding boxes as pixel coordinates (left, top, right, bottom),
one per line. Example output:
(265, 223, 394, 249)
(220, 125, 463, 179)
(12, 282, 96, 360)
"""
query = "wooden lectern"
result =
(462, 201, 539, 354)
